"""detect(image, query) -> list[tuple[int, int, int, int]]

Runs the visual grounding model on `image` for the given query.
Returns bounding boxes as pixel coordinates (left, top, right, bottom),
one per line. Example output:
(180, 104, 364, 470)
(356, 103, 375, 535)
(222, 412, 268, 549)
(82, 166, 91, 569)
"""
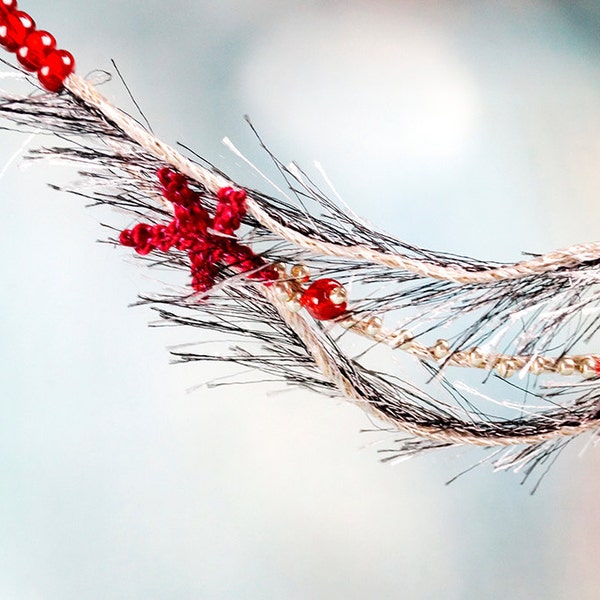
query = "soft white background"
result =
(2, 1, 600, 598)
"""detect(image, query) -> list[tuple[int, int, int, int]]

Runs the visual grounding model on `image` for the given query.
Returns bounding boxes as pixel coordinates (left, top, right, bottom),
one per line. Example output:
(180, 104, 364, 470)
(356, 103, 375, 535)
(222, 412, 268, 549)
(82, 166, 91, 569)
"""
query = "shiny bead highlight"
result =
(290, 264, 310, 283)
(38, 49, 75, 92)
(0, 10, 34, 52)
(17, 29, 55, 71)
(528, 358, 543, 376)
(469, 348, 486, 368)
(557, 358, 575, 377)
(274, 282, 294, 302)
(329, 285, 347, 306)
(432, 339, 450, 359)
(387, 329, 414, 349)
(364, 316, 383, 336)
(496, 360, 514, 378)
(286, 293, 303, 313)
(580, 358, 597, 379)
(301, 279, 347, 320)
(0, 0, 18, 12)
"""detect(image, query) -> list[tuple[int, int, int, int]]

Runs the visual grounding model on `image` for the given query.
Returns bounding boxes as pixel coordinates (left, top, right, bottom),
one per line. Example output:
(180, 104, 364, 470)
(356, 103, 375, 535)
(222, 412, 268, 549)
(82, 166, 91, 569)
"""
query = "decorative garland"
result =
(2, 2, 600, 476)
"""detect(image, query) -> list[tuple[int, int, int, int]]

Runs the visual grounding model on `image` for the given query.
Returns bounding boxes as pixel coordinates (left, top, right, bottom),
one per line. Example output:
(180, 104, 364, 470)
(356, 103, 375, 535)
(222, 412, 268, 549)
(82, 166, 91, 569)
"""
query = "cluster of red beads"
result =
(0, 1, 75, 92)
(120, 168, 279, 293)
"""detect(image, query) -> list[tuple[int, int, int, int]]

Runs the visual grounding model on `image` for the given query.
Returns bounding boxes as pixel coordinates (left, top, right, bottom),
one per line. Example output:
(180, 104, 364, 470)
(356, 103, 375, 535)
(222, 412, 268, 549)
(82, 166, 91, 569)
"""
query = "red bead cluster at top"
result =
(0, 1, 75, 92)
(119, 169, 279, 293)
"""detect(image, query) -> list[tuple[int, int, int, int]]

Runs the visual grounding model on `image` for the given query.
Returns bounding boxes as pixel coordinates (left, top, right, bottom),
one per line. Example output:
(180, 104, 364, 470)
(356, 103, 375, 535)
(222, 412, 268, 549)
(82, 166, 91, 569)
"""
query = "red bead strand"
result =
(16, 29, 55, 71)
(38, 49, 75, 92)
(0, 3, 75, 92)
(0, 10, 34, 52)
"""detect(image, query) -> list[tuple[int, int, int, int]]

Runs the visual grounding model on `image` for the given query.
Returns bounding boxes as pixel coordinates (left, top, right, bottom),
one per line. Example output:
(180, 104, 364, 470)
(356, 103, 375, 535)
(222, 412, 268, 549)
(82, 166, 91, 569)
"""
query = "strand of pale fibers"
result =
(63, 74, 599, 445)
(64, 74, 600, 285)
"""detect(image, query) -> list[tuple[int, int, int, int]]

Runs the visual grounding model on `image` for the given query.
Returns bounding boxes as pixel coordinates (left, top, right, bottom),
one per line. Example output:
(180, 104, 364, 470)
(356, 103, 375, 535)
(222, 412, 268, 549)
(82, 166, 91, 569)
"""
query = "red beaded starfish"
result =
(119, 168, 279, 292)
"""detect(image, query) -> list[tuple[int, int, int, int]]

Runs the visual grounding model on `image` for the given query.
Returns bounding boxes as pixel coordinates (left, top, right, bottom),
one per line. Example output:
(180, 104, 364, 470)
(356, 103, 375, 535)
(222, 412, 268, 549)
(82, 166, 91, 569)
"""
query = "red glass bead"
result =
(258, 265, 280, 283)
(38, 49, 75, 92)
(166, 177, 186, 195)
(151, 223, 176, 252)
(17, 30, 56, 71)
(0, 0, 16, 21)
(217, 187, 247, 208)
(300, 278, 347, 320)
(1, 0, 17, 12)
(157, 167, 174, 186)
(214, 187, 247, 235)
(217, 187, 244, 206)
(119, 229, 134, 247)
(217, 187, 234, 200)
(594, 359, 600, 376)
(130, 223, 154, 255)
(0, 10, 34, 52)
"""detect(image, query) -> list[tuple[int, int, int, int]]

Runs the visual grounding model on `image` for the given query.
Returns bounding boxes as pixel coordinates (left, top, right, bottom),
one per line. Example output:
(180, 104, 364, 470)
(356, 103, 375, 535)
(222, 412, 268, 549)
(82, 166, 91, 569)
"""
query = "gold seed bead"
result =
(272, 262, 287, 277)
(339, 317, 359, 329)
(364, 316, 383, 337)
(387, 329, 414, 349)
(290, 264, 310, 283)
(400, 334, 414, 350)
(496, 360, 514, 378)
(286, 292, 303, 313)
(557, 357, 576, 376)
(274, 282, 294, 302)
(329, 285, 348, 306)
(580, 358, 597, 379)
(432, 339, 450, 359)
(469, 348, 486, 368)
(528, 358, 544, 376)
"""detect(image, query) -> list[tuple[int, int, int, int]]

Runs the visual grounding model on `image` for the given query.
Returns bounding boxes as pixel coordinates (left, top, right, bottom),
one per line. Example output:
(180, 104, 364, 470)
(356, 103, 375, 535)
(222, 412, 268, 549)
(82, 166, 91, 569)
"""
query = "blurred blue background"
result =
(2, 1, 600, 598)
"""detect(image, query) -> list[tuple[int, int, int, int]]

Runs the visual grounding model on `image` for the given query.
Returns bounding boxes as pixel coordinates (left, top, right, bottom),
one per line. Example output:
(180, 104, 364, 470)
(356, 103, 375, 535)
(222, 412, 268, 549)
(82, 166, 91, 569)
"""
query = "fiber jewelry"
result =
(2, 2, 600, 478)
